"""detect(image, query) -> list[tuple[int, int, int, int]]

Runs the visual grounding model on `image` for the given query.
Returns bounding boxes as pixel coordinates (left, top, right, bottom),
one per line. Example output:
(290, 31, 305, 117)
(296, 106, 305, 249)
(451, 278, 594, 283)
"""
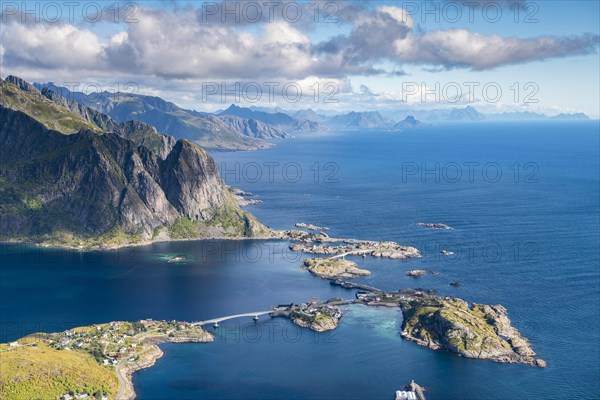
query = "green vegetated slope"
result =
(0, 339, 118, 399)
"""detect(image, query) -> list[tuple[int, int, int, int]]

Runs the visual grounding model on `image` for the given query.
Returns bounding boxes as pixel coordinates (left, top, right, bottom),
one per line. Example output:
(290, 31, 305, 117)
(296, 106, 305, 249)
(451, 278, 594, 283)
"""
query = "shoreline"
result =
(1, 223, 546, 399)
(0, 233, 281, 252)
(115, 332, 215, 400)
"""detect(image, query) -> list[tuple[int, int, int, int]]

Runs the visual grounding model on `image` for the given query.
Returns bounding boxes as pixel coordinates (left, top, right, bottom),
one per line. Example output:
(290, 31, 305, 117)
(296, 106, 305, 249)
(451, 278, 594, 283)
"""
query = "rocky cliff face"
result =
(115, 120, 175, 160)
(217, 115, 289, 139)
(399, 296, 545, 367)
(0, 90, 268, 248)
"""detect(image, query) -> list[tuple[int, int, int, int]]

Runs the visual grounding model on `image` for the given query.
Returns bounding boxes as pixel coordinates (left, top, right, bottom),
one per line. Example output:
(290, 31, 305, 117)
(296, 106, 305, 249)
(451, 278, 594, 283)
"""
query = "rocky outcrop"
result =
(399, 296, 545, 367)
(5, 75, 39, 93)
(40, 87, 118, 131)
(295, 222, 329, 231)
(115, 120, 175, 160)
(292, 313, 338, 332)
(160, 140, 227, 220)
(288, 303, 342, 332)
(405, 270, 438, 278)
(303, 258, 371, 279)
(415, 222, 451, 229)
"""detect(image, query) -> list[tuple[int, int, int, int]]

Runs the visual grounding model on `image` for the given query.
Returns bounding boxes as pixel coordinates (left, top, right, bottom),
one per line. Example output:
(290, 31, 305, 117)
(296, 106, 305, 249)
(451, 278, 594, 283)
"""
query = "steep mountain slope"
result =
(2, 77, 176, 160)
(34, 83, 283, 150)
(1, 77, 100, 133)
(0, 82, 269, 249)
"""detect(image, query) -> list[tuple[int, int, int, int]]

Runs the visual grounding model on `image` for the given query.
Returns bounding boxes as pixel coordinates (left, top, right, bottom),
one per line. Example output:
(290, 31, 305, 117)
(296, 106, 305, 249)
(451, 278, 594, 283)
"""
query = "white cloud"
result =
(393, 29, 599, 70)
(2, 22, 103, 70)
(1, 3, 597, 84)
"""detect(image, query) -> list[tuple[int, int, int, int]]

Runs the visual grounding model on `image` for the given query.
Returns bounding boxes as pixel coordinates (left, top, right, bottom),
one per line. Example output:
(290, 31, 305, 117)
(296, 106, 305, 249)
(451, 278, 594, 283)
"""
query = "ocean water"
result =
(1, 122, 598, 399)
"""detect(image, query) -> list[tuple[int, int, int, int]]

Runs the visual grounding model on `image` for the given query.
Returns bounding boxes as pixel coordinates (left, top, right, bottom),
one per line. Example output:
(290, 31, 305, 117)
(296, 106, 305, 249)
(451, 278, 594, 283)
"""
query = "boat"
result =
(395, 380, 426, 400)
(167, 256, 187, 263)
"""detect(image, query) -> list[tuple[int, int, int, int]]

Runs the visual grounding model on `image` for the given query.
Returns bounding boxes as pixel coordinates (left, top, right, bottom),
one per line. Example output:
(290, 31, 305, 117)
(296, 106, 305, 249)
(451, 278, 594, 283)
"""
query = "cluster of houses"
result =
(293, 299, 343, 320)
(355, 289, 436, 305)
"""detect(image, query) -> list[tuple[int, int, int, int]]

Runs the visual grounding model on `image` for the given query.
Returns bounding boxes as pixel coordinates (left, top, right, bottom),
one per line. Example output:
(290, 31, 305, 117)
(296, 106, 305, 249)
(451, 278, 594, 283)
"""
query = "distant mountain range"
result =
(0, 76, 268, 248)
(382, 106, 590, 123)
(217, 104, 326, 132)
(27, 81, 592, 153)
(329, 111, 394, 128)
(33, 83, 288, 151)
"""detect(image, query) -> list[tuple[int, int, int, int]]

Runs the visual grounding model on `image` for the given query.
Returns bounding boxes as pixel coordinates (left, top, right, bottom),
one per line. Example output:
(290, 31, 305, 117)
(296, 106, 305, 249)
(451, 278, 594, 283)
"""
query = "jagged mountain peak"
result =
(4, 75, 39, 93)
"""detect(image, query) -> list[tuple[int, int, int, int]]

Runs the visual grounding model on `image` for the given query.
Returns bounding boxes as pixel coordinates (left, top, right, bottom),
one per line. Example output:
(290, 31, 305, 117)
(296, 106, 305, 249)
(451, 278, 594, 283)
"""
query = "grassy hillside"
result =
(0, 339, 118, 399)
(0, 79, 100, 134)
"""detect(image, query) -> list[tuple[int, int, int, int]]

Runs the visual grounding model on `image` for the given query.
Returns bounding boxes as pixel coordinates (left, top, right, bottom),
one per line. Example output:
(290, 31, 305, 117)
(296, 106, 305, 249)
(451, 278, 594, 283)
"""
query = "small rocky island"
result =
(230, 187, 263, 207)
(352, 289, 544, 367)
(295, 222, 329, 231)
(415, 222, 451, 229)
(167, 256, 188, 263)
(396, 293, 546, 367)
(405, 270, 439, 278)
(282, 300, 344, 332)
(303, 258, 371, 279)
(288, 236, 421, 260)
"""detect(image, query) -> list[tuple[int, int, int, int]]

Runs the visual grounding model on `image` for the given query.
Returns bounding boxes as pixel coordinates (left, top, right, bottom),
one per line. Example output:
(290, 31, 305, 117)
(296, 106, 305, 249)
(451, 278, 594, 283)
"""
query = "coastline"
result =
(0, 233, 281, 252)
(115, 332, 215, 400)
(1, 224, 546, 399)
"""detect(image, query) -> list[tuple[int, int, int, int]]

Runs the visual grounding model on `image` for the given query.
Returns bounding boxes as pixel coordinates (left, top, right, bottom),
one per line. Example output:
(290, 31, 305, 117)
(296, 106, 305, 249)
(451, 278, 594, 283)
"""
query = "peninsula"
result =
(0, 302, 345, 400)
(0, 320, 212, 400)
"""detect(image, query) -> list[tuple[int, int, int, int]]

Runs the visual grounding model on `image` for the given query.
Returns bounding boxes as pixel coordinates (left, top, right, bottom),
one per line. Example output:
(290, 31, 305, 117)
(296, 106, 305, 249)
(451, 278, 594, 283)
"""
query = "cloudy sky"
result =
(1, 0, 599, 116)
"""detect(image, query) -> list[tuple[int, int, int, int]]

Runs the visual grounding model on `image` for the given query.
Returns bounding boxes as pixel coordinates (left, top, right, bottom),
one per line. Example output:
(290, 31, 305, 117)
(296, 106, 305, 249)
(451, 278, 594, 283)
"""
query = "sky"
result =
(1, 0, 599, 116)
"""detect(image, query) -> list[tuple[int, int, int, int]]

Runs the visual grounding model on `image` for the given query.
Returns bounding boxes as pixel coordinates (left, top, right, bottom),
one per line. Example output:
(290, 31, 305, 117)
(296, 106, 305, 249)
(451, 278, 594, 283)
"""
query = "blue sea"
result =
(1, 122, 599, 399)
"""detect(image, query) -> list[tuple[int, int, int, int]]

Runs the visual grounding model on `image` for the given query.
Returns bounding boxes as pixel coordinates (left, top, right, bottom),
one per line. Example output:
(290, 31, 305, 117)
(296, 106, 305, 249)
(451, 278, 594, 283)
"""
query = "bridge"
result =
(330, 249, 373, 260)
(192, 311, 274, 328)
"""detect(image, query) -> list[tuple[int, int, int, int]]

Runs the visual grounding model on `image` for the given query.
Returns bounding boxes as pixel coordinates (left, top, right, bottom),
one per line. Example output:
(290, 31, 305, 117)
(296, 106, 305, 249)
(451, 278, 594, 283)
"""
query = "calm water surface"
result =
(1, 122, 598, 399)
